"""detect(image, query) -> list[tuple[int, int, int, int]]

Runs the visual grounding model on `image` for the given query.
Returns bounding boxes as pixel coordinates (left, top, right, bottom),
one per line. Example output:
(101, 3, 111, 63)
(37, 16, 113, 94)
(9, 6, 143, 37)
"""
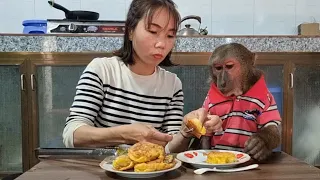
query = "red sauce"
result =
(237, 153, 244, 159)
(193, 152, 198, 156)
(184, 153, 194, 158)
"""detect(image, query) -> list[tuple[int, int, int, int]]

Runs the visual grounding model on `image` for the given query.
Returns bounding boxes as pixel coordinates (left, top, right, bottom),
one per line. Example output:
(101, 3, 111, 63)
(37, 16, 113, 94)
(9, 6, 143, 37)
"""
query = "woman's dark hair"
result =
(113, 0, 181, 67)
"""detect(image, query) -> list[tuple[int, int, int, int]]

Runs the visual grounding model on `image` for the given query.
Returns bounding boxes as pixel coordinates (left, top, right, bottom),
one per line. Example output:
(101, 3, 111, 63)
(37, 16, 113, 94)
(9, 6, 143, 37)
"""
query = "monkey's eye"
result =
(225, 64, 234, 69)
(214, 66, 222, 71)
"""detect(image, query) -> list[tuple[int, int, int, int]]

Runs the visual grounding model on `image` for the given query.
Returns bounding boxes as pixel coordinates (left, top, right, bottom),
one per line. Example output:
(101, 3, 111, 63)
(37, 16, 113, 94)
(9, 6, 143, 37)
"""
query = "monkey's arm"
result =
(244, 124, 280, 161)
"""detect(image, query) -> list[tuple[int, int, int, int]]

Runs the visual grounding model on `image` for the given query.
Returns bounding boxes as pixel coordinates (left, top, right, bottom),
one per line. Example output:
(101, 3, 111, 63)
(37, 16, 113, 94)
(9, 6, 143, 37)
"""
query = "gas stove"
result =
(46, 19, 126, 34)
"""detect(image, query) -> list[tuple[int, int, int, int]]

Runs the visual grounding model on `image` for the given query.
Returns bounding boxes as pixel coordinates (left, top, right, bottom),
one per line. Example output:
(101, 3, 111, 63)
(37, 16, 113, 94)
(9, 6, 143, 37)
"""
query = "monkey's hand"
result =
(200, 136, 212, 149)
(244, 125, 280, 161)
(243, 134, 271, 161)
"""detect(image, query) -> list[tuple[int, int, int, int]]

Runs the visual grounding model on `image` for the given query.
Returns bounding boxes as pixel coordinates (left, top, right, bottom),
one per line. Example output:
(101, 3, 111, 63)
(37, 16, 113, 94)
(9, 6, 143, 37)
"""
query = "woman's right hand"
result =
(124, 123, 173, 146)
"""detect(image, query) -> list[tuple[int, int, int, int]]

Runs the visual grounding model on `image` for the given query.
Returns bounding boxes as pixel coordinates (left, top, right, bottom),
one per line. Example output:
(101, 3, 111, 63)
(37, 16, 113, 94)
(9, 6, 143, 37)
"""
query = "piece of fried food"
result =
(134, 154, 176, 172)
(134, 160, 176, 172)
(112, 155, 135, 171)
(144, 154, 174, 164)
(164, 154, 174, 163)
(206, 151, 237, 164)
(186, 118, 206, 138)
(128, 142, 165, 163)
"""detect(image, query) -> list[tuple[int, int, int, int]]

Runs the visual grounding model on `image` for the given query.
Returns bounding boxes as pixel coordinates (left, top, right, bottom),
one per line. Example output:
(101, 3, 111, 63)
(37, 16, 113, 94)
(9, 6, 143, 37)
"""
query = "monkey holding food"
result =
(198, 43, 281, 161)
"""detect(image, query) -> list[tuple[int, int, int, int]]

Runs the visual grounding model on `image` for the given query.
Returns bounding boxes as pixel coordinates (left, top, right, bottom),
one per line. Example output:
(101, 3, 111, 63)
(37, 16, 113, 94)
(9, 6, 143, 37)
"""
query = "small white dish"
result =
(100, 159, 182, 179)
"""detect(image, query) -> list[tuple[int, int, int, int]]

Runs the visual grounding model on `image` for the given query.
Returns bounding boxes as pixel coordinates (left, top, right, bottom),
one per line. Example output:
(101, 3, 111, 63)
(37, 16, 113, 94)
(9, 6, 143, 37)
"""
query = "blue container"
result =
(22, 20, 47, 34)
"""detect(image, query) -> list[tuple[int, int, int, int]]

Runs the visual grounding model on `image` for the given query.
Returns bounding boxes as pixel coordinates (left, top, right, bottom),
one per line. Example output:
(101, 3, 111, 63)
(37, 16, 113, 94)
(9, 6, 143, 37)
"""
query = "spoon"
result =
(194, 164, 259, 175)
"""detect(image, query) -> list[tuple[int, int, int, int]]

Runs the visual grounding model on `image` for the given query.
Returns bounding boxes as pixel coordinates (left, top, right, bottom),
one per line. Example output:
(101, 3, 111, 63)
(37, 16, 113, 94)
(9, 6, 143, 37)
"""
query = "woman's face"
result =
(130, 8, 176, 70)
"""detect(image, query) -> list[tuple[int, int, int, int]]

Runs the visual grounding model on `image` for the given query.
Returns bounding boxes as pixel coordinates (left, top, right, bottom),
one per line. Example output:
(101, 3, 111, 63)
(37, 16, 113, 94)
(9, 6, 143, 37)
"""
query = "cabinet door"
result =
(256, 65, 284, 117)
(256, 65, 284, 151)
(35, 65, 87, 148)
(0, 59, 28, 175)
(164, 65, 210, 114)
(292, 65, 320, 166)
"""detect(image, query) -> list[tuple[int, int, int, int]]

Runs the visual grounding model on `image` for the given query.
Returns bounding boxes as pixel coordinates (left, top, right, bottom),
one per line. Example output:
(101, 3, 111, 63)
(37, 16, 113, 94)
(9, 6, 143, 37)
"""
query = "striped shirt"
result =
(202, 76, 281, 152)
(63, 56, 184, 148)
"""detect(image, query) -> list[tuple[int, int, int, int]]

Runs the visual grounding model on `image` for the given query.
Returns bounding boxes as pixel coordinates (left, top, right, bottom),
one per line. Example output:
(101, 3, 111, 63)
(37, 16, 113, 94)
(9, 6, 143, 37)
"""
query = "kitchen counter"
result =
(2, 34, 320, 52)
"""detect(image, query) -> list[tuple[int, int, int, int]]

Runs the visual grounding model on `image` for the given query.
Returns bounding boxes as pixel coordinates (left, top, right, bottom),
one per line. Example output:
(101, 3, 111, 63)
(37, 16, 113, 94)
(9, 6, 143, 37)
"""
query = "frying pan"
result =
(48, 1, 99, 20)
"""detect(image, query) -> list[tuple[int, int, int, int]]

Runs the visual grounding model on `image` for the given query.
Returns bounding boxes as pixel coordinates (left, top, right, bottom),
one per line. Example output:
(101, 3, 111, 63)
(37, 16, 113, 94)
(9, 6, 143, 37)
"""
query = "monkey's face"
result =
(212, 58, 243, 96)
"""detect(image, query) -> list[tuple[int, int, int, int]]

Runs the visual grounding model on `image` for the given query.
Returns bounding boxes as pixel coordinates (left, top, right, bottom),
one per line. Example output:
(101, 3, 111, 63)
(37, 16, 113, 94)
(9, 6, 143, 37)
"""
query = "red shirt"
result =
(202, 76, 281, 152)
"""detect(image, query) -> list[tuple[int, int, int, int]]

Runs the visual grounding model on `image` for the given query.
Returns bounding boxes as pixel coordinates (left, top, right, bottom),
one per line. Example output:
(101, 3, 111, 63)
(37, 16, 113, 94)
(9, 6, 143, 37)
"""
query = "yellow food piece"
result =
(186, 118, 206, 138)
(112, 142, 176, 172)
(134, 161, 176, 172)
(206, 151, 237, 164)
(128, 142, 165, 163)
(112, 155, 135, 171)
(163, 154, 174, 163)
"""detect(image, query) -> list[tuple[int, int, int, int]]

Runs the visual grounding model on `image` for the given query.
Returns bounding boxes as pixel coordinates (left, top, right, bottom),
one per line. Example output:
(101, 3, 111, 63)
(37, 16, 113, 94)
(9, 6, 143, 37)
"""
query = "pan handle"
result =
(48, 1, 70, 13)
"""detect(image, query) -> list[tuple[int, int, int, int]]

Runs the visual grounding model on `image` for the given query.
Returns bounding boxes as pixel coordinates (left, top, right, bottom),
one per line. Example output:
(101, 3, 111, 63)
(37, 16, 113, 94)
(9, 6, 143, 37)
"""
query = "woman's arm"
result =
(73, 124, 132, 147)
(160, 78, 192, 153)
(63, 59, 105, 147)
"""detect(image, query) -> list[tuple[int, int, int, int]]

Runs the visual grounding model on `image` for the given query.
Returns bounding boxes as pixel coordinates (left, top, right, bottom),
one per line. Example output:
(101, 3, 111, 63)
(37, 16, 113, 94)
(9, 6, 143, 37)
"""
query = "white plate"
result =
(100, 159, 182, 179)
(176, 149, 250, 169)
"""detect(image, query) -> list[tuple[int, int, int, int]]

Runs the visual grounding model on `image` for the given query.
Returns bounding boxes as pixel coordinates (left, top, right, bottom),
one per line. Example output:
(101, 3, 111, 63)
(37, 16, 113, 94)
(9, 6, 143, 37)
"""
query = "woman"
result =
(62, 0, 222, 153)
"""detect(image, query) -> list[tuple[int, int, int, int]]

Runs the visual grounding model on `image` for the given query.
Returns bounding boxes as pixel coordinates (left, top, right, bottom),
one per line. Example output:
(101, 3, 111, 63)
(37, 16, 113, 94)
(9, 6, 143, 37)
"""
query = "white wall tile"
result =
(296, 0, 320, 25)
(211, 0, 254, 22)
(211, 21, 254, 35)
(253, 0, 295, 35)
(125, 0, 133, 16)
(0, 0, 35, 33)
(211, 0, 254, 35)
(254, 21, 296, 35)
(254, 0, 295, 22)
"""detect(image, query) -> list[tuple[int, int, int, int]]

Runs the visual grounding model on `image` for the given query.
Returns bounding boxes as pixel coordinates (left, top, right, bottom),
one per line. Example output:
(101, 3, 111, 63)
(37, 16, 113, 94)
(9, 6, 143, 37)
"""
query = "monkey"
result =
(196, 42, 282, 161)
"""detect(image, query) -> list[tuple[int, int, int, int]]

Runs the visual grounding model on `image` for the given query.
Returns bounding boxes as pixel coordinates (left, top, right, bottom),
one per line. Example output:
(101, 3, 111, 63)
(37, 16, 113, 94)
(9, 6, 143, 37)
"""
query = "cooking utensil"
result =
(177, 15, 208, 36)
(193, 164, 259, 175)
(48, 1, 99, 20)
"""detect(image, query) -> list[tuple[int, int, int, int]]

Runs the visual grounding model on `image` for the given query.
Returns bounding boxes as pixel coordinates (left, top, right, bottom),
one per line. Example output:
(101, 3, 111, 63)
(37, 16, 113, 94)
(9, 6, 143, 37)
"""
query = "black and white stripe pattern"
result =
(238, 96, 265, 109)
(65, 57, 184, 140)
(219, 111, 257, 121)
(214, 128, 255, 136)
(266, 104, 278, 111)
(258, 120, 281, 129)
(213, 144, 244, 152)
(68, 71, 104, 124)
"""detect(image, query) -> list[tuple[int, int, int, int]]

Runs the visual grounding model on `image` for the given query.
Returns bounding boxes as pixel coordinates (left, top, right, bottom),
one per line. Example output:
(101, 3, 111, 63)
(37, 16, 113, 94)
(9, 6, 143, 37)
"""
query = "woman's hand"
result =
(183, 108, 223, 136)
(124, 123, 173, 147)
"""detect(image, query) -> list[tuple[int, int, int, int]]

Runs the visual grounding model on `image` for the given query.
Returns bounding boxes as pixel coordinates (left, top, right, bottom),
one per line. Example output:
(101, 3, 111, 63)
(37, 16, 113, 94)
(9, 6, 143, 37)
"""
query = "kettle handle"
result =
(180, 15, 201, 24)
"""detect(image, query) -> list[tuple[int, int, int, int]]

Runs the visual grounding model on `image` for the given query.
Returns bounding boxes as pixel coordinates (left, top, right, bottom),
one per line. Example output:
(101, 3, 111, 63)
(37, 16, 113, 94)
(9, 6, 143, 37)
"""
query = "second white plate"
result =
(176, 149, 251, 169)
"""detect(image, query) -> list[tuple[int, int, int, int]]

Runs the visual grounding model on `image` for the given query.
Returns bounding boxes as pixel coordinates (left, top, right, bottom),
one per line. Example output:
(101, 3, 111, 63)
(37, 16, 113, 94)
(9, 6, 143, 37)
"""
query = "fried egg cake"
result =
(128, 142, 165, 163)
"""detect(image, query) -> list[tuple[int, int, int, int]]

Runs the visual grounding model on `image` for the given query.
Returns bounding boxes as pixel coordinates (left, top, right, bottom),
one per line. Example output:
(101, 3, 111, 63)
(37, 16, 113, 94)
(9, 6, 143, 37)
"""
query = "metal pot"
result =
(177, 15, 208, 36)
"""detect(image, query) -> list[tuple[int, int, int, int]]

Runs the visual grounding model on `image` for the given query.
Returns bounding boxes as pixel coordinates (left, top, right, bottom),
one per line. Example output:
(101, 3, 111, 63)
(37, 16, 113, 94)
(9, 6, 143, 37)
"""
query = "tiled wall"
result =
(1, 0, 320, 35)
